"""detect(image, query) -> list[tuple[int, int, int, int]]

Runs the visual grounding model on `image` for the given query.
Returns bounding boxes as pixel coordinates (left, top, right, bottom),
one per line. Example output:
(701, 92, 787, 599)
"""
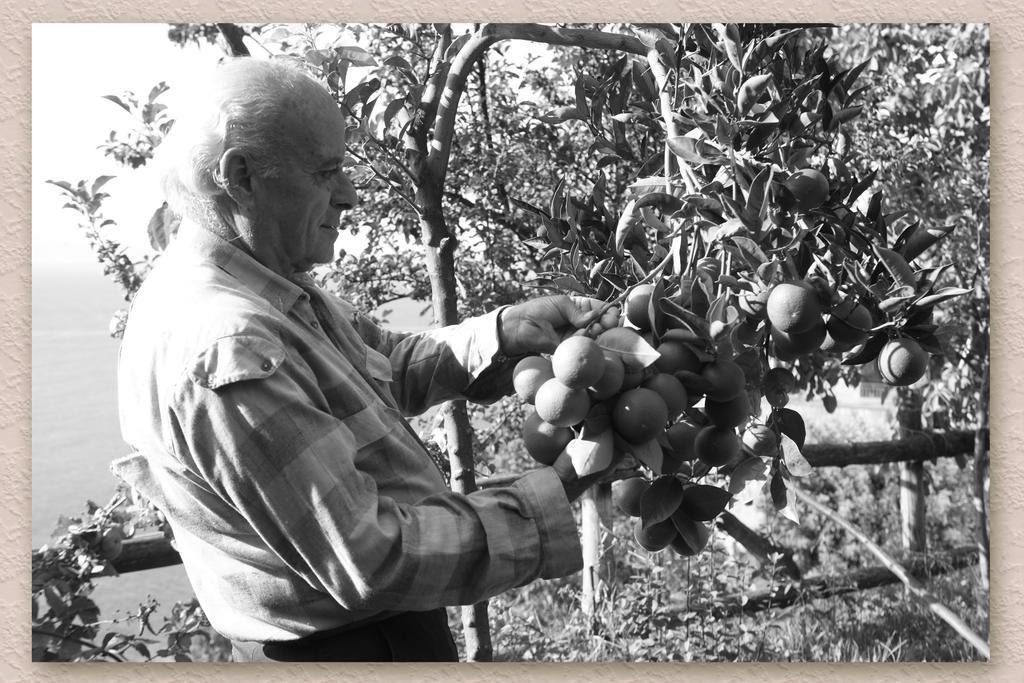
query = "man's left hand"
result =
(498, 295, 612, 356)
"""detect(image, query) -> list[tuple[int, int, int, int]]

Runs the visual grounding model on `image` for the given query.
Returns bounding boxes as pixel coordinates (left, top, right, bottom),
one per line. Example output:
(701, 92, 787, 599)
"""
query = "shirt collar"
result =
(171, 220, 310, 314)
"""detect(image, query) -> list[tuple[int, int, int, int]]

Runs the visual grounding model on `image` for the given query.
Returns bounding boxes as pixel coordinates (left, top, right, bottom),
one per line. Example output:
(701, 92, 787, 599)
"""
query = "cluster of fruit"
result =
(513, 292, 800, 555)
(743, 278, 929, 387)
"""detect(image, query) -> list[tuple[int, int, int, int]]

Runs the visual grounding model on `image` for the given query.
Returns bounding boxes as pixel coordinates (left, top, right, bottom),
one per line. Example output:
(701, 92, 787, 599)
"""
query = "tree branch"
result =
(428, 24, 647, 185)
(215, 23, 250, 57)
(792, 486, 989, 659)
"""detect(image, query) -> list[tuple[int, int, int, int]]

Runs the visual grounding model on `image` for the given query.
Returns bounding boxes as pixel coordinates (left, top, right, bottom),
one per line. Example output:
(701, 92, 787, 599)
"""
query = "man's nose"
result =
(332, 173, 358, 211)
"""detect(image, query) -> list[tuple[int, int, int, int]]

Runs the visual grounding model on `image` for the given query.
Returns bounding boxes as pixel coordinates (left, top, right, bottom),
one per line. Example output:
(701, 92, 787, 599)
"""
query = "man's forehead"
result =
(280, 95, 347, 160)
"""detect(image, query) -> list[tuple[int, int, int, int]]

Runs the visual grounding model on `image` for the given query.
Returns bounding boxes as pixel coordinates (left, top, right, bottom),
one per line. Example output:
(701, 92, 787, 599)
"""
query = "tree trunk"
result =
(895, 388, 927, 553)
(579, 483, 615, 616)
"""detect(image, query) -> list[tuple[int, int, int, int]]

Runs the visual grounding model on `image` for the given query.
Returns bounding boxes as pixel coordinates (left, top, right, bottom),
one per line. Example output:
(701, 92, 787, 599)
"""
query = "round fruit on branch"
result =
(783, 168, 830, 212)
(521, 410, 574, 466)
(534, 378, 591, 428)
(700, 358, 747, 401)
(877, 337, 929, 386)
(766, 281, 823, 334)
(612, 388, 669, 445)
(551, 335, 605, 389)
(694, 425, 742, 468)
(513, 356, 555, 404)
(612, 477, 650, 517)
(589, 353, 626, 400)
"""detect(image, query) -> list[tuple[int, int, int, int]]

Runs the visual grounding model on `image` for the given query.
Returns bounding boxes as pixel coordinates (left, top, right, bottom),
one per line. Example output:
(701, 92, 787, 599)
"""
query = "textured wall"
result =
(5, 4, 1019, 681)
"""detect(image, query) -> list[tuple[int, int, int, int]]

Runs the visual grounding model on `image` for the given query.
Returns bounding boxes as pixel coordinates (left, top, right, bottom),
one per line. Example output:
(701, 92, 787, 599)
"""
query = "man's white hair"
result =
(158, 58, 330, 227)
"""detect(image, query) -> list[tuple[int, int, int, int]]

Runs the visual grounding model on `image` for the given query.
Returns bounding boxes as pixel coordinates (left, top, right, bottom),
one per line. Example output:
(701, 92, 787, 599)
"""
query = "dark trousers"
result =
(231, 609, 459, 662)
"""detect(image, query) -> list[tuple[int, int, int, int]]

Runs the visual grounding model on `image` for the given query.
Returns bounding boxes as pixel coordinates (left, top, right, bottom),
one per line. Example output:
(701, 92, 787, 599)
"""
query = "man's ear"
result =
(218, 148, 256, 208)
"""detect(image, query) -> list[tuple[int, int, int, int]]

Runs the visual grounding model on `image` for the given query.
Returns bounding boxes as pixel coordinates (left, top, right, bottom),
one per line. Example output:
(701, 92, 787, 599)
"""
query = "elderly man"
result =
(112, 58, 612, 662)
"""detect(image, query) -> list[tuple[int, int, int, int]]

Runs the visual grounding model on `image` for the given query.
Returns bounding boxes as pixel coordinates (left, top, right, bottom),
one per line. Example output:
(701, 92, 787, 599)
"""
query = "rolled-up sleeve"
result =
(169, 347, 581, 613)
(353, 308, 518, 415)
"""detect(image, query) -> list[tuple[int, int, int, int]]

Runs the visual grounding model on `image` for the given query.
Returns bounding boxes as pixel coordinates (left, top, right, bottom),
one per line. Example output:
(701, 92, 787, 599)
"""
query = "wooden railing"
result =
(54, 428, 980, 595)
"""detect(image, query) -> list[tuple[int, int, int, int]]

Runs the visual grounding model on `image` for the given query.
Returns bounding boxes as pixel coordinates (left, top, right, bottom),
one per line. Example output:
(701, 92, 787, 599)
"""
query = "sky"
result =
(30, 23, 554, 273)
(32, 24, 224, 270)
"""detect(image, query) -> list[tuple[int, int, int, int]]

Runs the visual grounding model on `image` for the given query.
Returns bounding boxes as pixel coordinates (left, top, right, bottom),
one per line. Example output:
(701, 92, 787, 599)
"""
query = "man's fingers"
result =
(563, 295, 605, 329)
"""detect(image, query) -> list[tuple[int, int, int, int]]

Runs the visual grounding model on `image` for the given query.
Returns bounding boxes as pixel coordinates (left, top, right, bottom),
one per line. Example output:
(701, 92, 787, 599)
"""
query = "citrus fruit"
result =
(620, 364, 646, 391)
(641, 373, 688, 419)
(534, 378, 591, 428)
(612, 477, 649, 517)
(742, 424, 779, 456)
(634, 518, 677, 552)
(784, 168, 830, 211)
(877, 338, 929, 386)
(826, 302, 872, 346)
(513, 356, 554, 404)
(522, 410, 574, 465)
(766, 281, 822, 334)
(703, 391, 751, 429)
(654, 341, 702, 374)
(625, 283, 656, 331)
(612, 388, 669, 444)
(589, 353, 626, 400)
(666, 421, 701, 461)
(771, 320, 826, 360)
(694, 426, 741, 468)
(819, 326, 854, 354)
(551, 335, 605, 389)
(700, 358, 746, 401)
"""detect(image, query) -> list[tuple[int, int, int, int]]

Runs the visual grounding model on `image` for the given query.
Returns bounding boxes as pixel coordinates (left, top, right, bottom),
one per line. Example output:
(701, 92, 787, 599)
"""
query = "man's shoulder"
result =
(137, 257, 278, 330)
(121, 256, 288, 384)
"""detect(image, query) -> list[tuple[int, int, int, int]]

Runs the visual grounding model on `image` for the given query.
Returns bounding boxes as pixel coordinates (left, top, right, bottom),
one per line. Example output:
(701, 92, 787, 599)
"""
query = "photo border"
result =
(7, 3, 1019, 681)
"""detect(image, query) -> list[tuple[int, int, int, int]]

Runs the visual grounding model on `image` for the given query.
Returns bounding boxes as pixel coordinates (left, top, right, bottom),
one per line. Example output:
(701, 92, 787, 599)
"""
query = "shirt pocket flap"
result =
(364, 346, 393, 383)
(189, 335, 285, 390)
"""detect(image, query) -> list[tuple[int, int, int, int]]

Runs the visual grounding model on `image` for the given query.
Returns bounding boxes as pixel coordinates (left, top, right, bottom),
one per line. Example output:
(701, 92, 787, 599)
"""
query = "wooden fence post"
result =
(895, 388, 927, 552)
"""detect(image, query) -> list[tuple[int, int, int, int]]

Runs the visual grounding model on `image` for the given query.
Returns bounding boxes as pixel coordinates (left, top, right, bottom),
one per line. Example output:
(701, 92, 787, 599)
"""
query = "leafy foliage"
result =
(32, 491, 230, 662)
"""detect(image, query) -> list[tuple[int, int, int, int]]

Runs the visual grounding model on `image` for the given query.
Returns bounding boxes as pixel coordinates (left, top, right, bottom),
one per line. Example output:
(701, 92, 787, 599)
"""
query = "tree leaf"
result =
(670, 507, 712, 553)
(842, 332, 887, 366)
(335, 45, 378, 67)
(382, 54, 417, 82)
(731, 236, 769, 267)
(773, 408, 805, 450)
(619, 436, 665, 474)
(834, 105, 863, 124)
(779, 433, 812, 477)
(744, 166, 773, 222)
(718, 23, 744, 73)
(537, 106, 583, 124)
(899, 223, 956, 262)
(667, 136, 727, 165)
(913, 287, 972, 308)
(873, 245, 917, 288)
(729, 455, 769, 504)
(736, 74, 772, 116)
(596, 327, 660, 368)
(847, 169, 876, 205)
(101, 94, 131, 113)
(680, 484, 732, 521)
(640, 475, 685, 528)
(567, 429, 615, 477)
(614, 200, 642, 255)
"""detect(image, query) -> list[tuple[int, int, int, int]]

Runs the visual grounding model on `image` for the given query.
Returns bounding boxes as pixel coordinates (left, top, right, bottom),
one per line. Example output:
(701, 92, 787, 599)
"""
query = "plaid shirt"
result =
(112, 223, 582, 642)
